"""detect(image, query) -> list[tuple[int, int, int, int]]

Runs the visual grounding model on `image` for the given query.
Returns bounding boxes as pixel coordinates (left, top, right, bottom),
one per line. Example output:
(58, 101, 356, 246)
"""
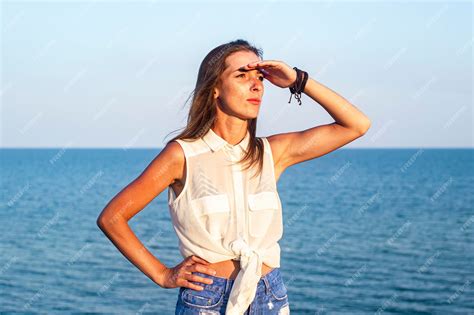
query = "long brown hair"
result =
(165, 39, 265, 179)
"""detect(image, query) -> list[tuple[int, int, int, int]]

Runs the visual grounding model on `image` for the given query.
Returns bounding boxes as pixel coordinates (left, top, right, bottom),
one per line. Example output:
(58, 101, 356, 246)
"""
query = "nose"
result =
(250, 76, 263, 92)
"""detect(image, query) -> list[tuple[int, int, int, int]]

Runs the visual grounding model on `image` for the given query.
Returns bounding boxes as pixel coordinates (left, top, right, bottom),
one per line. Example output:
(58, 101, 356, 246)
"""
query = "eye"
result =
(237, 73, 265, 81)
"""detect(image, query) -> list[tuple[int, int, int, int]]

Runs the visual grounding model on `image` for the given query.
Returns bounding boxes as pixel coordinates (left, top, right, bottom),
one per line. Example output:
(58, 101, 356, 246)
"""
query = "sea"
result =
(1, 148, 473, 314)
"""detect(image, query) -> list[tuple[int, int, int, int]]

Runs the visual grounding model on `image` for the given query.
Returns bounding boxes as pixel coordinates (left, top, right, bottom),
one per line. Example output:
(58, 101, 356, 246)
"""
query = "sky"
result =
(1, 0, 472, 148)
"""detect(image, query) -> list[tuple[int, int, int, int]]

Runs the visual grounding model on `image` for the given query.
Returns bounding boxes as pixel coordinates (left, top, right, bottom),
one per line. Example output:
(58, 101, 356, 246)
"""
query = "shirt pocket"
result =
(190, 194, 231, 240)
(248, 191, 280, 238)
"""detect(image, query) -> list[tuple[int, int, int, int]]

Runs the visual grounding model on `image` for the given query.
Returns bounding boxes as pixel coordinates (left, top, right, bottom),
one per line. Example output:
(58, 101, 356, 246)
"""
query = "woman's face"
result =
(213, 50, 265, 120)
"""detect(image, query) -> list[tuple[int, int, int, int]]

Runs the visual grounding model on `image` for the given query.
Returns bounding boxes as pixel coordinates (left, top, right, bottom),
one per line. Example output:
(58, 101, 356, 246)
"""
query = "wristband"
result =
(288, 67, 308, 106)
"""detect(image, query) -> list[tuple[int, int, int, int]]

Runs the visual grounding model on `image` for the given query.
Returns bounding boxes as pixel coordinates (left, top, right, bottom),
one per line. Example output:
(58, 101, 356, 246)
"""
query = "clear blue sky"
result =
(2, 1, 472, 148)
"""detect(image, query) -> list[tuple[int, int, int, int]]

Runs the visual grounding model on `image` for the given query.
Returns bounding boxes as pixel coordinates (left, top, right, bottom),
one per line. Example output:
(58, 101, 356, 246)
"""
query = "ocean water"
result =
(1, 148, 473, 314)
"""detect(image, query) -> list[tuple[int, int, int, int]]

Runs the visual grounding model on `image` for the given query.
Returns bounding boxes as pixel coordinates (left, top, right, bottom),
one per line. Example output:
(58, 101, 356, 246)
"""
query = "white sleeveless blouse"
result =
(167, 127, 284, 315)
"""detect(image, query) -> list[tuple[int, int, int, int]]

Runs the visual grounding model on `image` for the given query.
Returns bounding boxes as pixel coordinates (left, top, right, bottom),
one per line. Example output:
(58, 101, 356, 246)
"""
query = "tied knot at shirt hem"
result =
(226, 237, 265, 315)
(230, 238, 254, 260)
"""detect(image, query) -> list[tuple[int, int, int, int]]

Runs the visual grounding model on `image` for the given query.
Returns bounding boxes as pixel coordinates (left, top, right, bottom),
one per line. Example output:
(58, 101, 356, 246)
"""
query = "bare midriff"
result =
(205, 259, 273, 280)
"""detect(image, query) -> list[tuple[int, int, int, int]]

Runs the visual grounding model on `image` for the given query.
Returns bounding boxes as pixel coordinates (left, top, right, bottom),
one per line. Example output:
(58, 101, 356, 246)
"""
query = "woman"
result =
(97, 39, 371, 315)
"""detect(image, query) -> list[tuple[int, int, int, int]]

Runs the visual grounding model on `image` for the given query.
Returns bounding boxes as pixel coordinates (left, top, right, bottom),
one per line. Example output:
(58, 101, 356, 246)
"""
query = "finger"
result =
(185, 272, 214, 285)
(247, 60, 277, 68)
(260, 69, 271, 77)
(183, 255, 199, 266)
(248, 59, 274, 65)
(180, 279, 205, 291)
(190, 255, 211, 265)
(242, 62, 262, 69)
(191, 263, 217, 277)
(246, 60, 262, 66)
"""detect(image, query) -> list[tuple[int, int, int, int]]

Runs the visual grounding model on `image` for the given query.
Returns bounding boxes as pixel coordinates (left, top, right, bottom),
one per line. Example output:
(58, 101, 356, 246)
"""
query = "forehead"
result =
(224, 50, 262, 73)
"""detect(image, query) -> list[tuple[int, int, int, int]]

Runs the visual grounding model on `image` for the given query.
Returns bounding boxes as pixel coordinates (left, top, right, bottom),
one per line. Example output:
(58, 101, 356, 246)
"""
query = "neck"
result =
(212, 123, 248, 146)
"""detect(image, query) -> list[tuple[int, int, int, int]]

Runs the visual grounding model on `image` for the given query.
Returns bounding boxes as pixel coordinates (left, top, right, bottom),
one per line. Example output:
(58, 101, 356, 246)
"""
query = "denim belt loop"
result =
(224, 277, 229, 295)
(263, 275, 270, 295)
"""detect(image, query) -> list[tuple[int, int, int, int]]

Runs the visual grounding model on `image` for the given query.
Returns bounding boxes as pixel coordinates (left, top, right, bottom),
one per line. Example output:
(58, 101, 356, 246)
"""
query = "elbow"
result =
(96, 214, 113, 232)
(96, 215, 107, 231)
(96, 216, 117, 238)
(357, 118, 371, 135)
(97, 212, 127, 234)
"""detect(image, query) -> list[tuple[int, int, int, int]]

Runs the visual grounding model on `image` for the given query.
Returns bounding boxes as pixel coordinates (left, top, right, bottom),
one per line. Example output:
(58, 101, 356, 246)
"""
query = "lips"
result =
(247, 98, 261, 105)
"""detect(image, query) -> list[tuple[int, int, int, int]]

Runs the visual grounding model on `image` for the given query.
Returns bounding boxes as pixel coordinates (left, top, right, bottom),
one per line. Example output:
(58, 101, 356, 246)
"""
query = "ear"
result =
(213, 86, 220, 99)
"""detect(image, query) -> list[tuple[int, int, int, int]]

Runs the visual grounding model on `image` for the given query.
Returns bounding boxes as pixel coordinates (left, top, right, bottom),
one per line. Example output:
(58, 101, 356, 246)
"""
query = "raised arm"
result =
(244, 60, 371, 173)
(269, 76, 371, 172)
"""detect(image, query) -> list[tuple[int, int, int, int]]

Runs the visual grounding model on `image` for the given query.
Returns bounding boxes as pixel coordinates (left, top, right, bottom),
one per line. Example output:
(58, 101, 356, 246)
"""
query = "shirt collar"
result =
(202, 127, 250, 152)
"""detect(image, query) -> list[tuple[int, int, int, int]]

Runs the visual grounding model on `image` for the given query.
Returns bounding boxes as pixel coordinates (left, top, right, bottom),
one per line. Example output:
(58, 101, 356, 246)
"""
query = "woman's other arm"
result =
(96, 141, 183, 287)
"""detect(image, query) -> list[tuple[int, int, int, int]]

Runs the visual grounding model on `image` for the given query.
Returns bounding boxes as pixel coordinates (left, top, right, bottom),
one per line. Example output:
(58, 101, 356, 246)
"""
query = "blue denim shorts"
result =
(175, 267, 290, 314)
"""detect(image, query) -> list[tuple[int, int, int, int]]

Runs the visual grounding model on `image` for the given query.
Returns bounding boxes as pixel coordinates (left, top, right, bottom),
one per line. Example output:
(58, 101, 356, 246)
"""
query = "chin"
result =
(241, 109, 259, 120)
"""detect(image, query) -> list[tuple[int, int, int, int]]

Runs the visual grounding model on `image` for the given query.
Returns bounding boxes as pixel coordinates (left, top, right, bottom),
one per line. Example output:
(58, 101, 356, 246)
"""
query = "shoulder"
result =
(117, 140, 187, 198)
(264, 134, 291, 167)
(153, 140, 186, 184)
(164, 139, 191, 166)
(166, 139, 186, 155)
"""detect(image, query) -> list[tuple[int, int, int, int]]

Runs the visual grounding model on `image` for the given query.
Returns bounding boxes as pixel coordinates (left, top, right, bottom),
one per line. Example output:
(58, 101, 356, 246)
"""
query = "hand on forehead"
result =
(237, 65, 268, 77)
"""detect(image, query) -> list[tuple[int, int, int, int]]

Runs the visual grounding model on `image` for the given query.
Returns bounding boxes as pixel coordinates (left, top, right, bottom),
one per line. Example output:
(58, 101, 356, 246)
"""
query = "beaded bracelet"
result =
(288, 67, 309, 106)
